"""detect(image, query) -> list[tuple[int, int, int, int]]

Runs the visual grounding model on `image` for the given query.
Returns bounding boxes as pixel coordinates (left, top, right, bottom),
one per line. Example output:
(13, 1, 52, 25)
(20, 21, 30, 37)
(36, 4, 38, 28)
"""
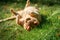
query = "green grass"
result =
(0, 2, 60, 40)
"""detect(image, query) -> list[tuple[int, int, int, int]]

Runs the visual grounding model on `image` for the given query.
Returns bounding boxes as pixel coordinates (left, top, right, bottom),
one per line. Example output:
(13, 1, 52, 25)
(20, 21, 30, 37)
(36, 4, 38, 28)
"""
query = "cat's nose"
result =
(34, 21, 39, 25)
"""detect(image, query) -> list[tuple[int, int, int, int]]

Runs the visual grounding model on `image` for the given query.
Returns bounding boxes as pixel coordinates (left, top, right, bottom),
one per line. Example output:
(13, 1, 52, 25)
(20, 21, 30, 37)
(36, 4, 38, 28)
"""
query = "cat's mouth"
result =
(23, 19, 39, 31)
(23, 22, 31, 31)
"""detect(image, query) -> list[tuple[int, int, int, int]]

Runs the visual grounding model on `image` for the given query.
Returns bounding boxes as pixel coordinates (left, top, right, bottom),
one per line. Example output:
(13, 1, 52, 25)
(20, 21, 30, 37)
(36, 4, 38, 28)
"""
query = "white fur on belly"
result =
(16, 6, 39, 16)
(24, 6, 39, 14)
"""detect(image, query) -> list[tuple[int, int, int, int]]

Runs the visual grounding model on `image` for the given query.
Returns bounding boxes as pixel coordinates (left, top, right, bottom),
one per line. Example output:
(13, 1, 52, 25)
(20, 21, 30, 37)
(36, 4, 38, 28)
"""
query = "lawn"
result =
(0, 2, 60, 40)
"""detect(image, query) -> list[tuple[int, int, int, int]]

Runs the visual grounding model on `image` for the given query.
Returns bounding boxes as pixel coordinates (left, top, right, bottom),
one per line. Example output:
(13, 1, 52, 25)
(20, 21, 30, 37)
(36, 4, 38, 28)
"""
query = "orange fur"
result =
(0, 0, 41, 31)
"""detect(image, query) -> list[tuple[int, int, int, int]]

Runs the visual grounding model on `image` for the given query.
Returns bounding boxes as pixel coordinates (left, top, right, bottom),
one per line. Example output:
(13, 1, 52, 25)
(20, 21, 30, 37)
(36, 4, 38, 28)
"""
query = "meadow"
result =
(0, 2, 60, 40)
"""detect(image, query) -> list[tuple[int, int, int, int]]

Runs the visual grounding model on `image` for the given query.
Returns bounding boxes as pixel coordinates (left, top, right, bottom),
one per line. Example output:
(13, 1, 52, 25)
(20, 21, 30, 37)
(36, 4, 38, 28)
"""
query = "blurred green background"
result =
(0, 0, 60, 4)
(0, 0, 60, 40)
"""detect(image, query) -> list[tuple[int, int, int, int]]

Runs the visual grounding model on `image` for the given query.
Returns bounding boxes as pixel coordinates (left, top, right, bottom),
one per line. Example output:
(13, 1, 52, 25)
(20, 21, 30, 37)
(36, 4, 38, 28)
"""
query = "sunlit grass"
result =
(0, 2, 60, 40)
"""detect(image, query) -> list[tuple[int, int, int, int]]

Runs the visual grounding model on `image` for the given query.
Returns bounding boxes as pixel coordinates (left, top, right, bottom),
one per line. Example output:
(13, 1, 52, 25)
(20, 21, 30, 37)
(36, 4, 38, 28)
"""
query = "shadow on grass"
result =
(36, 14, 52, 29)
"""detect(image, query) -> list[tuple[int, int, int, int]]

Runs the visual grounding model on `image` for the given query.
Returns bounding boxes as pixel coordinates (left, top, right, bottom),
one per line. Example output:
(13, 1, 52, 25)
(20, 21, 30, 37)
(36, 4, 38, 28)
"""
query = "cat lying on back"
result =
(0, 0, 41, 31)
